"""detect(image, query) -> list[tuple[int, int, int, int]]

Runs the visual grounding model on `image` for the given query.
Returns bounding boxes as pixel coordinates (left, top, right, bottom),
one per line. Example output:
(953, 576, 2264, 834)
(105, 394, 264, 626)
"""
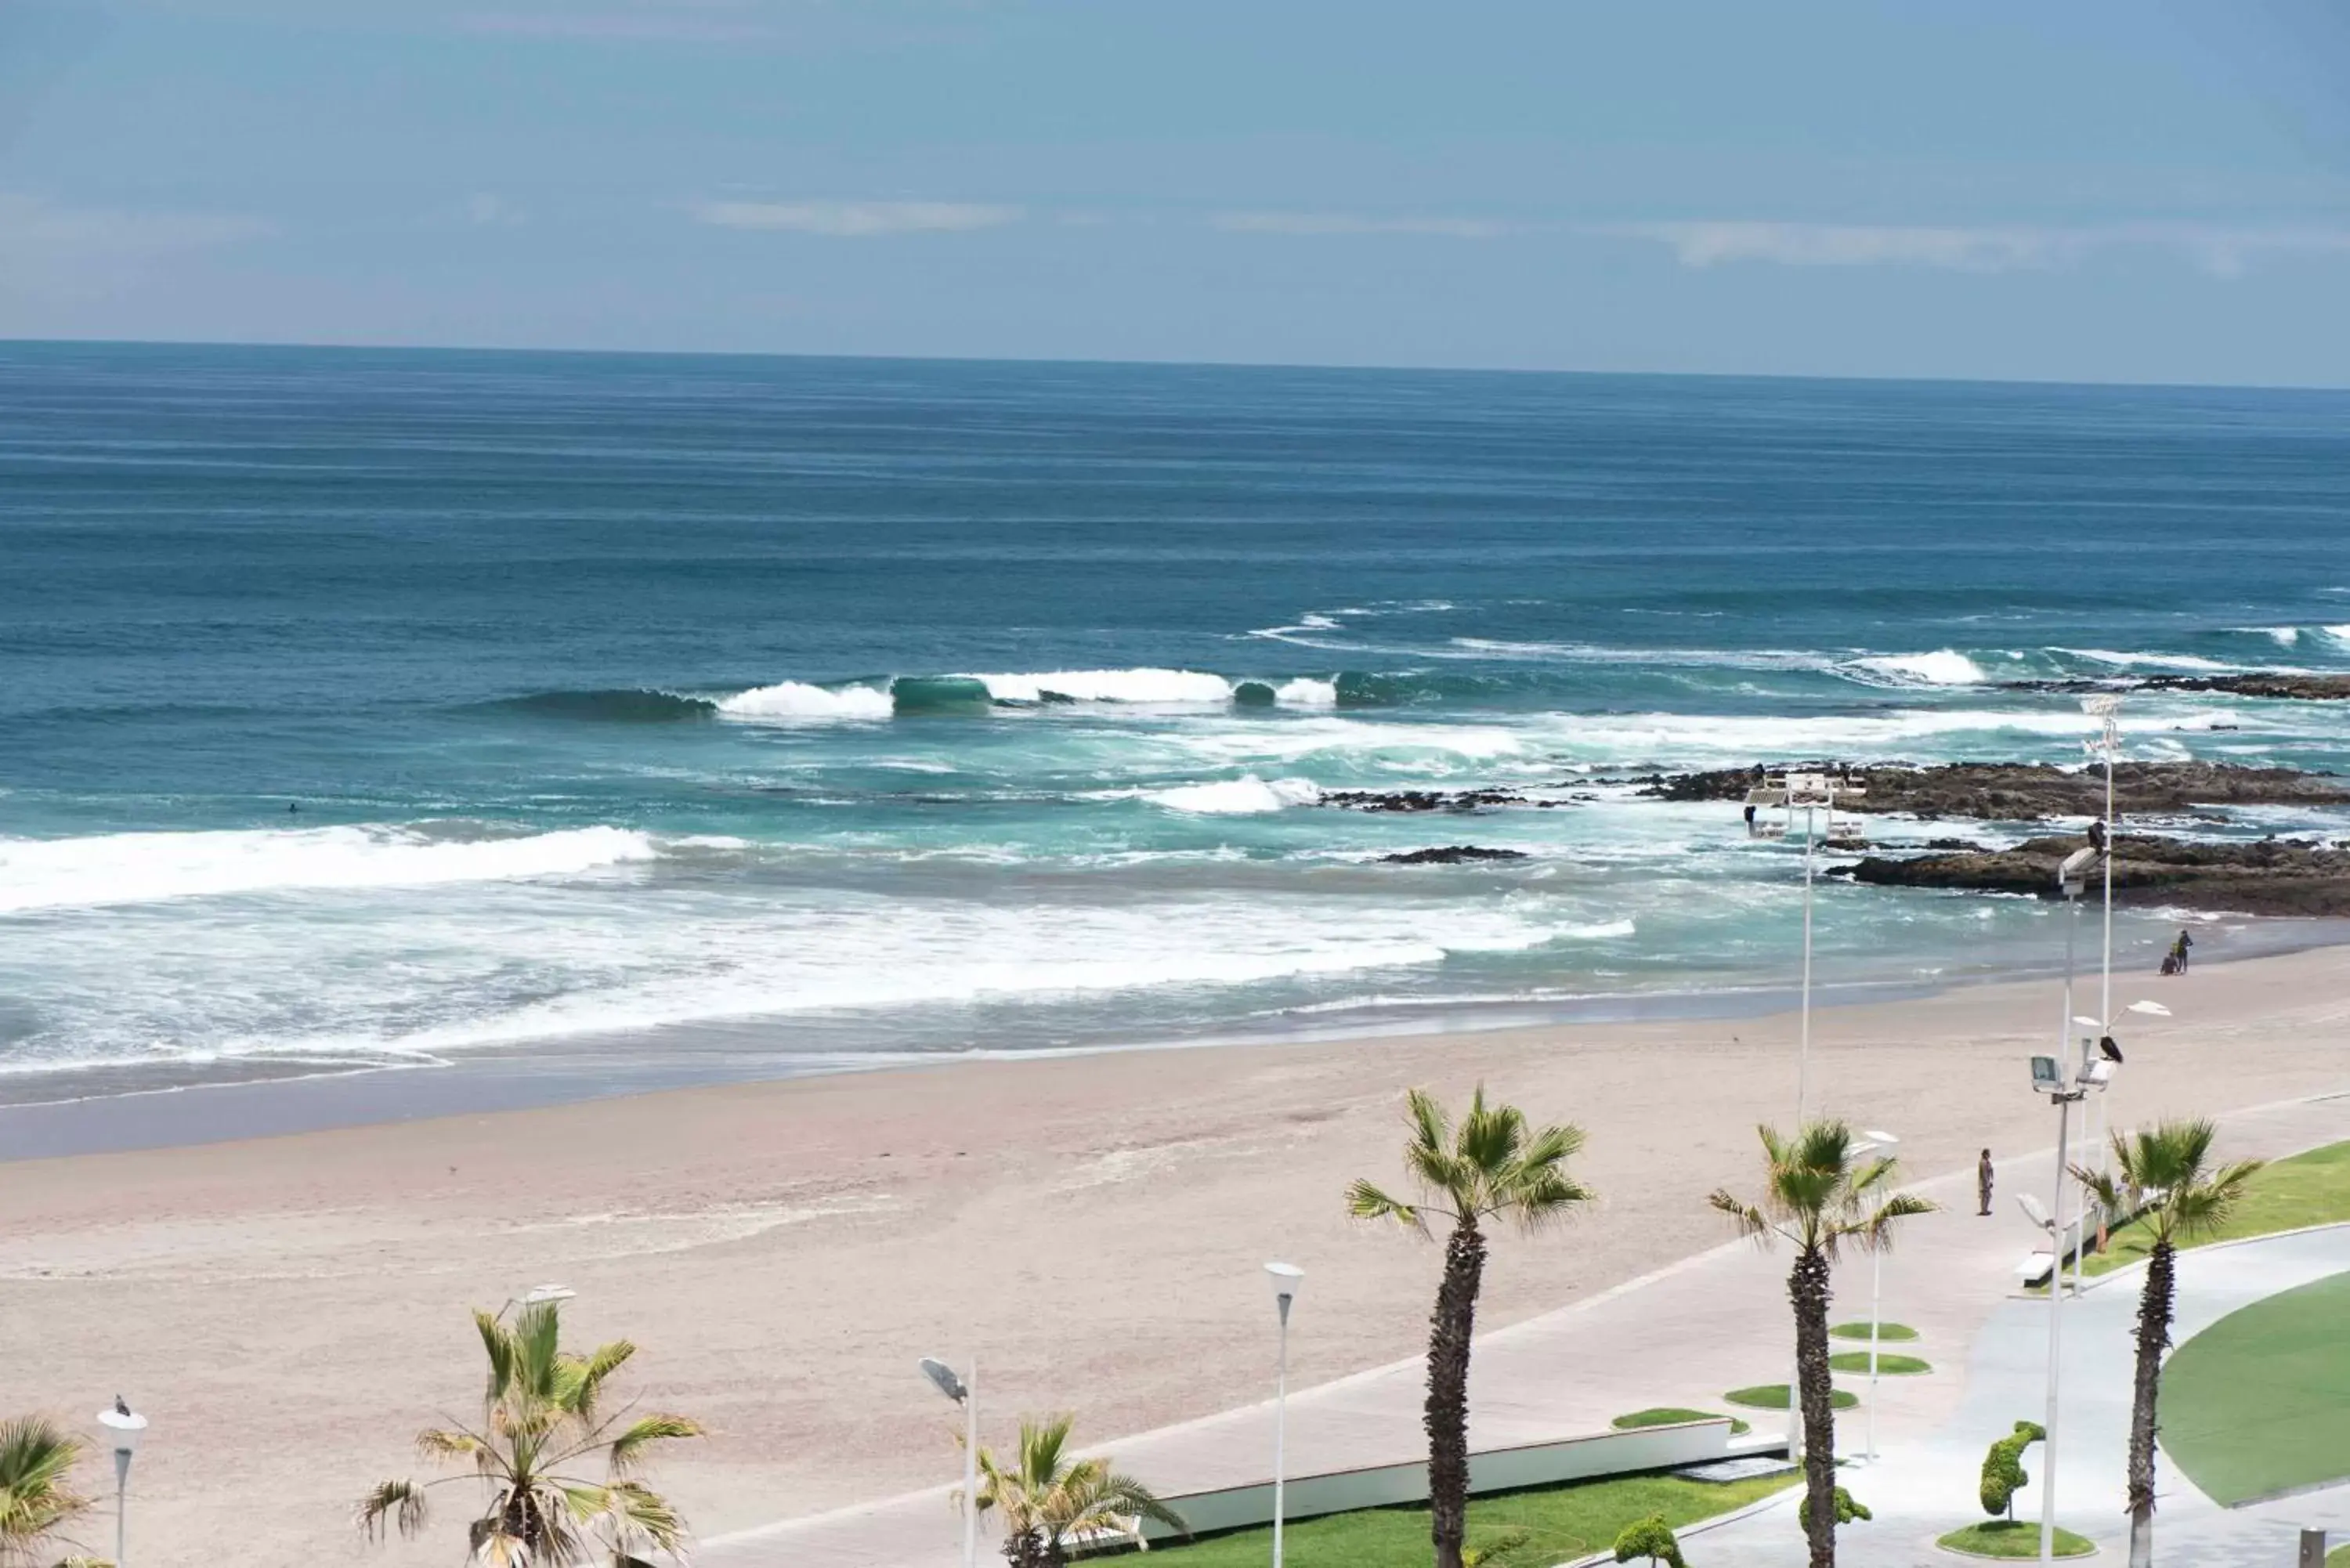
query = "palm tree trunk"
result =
(1425, 1214, 1488, 1568)
(2126, 1239, 2175, 1568)
(1789, 1245, 1838, 1568)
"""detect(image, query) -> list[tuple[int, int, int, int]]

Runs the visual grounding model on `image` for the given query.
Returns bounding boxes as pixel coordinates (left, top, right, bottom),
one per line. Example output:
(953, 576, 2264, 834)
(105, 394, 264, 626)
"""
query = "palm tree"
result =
(0, 1417, 103, 1568)
(357, 1299, 703, 1566)
(971, 1414, 1184, 1566)
(1347, 1085, 1593, 1568)
(1709, 1121, 1933, 1568)
(2074, 1120, 2261, 1568)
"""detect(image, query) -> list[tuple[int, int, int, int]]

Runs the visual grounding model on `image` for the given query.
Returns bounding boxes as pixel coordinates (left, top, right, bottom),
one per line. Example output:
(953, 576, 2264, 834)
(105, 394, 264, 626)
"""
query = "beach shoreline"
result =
(7, 912, 2345, 1162)
(3, 941, 2346, 1568)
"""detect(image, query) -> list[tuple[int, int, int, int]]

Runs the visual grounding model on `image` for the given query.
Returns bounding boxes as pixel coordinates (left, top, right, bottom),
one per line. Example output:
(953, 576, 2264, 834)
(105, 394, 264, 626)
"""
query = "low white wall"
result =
(1141, 1418, 1735, 1542)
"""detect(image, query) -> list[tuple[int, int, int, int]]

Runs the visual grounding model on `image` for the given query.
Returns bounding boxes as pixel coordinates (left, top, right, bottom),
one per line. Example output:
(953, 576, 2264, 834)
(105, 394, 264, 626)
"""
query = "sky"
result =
(4, 0, 2350, 385)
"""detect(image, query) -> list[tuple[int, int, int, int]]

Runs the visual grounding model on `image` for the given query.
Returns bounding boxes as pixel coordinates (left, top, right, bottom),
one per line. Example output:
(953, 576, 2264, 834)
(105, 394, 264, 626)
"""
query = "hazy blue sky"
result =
(5, 1, 2349, 383)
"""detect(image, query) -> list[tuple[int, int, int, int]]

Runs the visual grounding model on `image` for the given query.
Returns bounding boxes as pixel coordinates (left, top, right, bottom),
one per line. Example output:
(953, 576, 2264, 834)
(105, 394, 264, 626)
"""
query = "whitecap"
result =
(1146, 775, 1325, 814)
(718, 681, 895, 721)
(964, 668, 1235, 705)
(1273, 676, 1339, 708)
(0, 823, 658, 914)
(1846, 649, 1989, 686)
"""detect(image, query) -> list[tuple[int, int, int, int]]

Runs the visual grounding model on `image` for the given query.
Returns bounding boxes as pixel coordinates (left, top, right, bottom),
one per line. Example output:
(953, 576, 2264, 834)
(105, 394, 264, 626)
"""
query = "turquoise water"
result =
(3, 342, 2348, 1096)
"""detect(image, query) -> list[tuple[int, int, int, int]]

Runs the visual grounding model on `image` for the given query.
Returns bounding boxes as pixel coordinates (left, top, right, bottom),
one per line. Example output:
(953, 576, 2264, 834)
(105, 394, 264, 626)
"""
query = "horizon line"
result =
(4, 334, 2347, 397)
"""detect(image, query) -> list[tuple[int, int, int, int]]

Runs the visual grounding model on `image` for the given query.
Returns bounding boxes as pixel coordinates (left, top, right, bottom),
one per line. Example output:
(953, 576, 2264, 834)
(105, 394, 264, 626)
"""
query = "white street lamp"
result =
(1745, 768, 1865, 1463)
(1265, 1263, 1304, 1568)
(920, 1357, 978, 1568)
(2033, 840, 2120, 1568)
(2081, 695, 2124, 1191)
(97, 1397, 146, 1568)
(1853, 1130, 1900, 1465)
(498, 1283, 575, 1318)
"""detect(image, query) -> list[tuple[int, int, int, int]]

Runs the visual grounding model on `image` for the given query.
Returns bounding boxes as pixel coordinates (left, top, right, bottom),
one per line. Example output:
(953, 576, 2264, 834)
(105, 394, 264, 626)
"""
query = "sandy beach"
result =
(4, 946, 2347, 1568)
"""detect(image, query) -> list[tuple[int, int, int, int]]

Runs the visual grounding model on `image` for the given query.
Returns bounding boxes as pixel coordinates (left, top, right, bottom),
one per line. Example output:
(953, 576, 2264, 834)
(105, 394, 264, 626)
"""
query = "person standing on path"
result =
(1978, 1148, 1995, 1216)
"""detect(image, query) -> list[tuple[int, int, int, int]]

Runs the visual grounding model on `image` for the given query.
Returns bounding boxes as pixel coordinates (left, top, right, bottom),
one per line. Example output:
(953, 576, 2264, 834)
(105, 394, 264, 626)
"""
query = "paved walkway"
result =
(704, 1091, 2350, 1568)
(1669, 1172, 2350, 1565)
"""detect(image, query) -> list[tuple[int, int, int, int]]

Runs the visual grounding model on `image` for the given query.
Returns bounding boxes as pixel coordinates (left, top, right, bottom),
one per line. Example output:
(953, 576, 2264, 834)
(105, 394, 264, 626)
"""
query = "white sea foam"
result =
(2058, 649, 2246, 674)
(1173, 717, 1527, 764)
(1847, 650, 1989, 686)
(1148, 775, 1326, 814)
(0, 824, 658, 914)
(1274, 676, 1339, 707)
(2325, 624, 2350, 649)
(718, 681, 894, 721)
(967, 667, 1235, 705)
(9, 887, 1575, 1068)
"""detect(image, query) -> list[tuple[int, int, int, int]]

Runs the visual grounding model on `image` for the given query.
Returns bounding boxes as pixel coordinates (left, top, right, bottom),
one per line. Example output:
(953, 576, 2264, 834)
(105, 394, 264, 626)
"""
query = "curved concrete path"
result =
(704, 1091, 2350, 1568)
(1670, 1143, 2350, 1565)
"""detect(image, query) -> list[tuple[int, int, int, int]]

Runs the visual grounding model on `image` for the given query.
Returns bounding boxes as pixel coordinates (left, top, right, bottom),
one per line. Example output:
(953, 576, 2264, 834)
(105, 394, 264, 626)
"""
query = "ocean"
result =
(5, 341, 2349, 1111)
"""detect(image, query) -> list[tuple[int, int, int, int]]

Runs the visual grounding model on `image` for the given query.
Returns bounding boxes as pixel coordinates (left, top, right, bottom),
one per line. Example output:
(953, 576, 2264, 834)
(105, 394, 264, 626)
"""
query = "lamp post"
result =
(2081, 694, 2124, 1201)
(1744, 768, 1866, 1461)
(1854, 1129, 1899, 1465)
(920, 1357, 978, 1568)
(499, 1283, 575, 1318)
(2034, 844, 2117, 1568)
(97, 1397, 146, 1568)
(1265, 1263, 1304, 1568)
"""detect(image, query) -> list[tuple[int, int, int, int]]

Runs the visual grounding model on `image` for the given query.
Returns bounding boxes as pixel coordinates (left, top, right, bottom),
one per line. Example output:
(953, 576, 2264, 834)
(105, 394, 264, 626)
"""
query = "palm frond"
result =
(606, 1414, 704, 1476)
(1345, 1177, 1428, 1232)
(1709, 1188, 1776, 1245)
(356, 1478, 430, 1541)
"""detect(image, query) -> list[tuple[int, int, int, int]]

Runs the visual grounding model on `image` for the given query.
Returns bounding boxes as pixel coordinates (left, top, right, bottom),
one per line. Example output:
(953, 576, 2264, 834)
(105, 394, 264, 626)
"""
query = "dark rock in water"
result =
(1647, 761, 2348, 820)
(1379, 845, 1531, 865)
(1323, 787, 1528, 813)
(2009, 673, 2350, 702)
(2142, 674, 2350, 701)
(1925, 837, 1991, 851)
(1846, 833, 2350, 916)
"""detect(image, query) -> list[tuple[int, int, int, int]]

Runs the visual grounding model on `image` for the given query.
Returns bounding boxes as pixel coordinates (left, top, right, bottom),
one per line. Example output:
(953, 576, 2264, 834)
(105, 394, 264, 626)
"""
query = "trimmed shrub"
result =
(1611, 1512, 1685, 1567)
(1979, 1420, 2046, 1519)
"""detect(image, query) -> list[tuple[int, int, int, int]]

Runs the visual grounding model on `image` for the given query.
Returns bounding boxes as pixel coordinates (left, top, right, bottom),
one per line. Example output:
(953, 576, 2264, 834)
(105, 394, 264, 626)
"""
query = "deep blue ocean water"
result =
(4, 341, 2348, 1097)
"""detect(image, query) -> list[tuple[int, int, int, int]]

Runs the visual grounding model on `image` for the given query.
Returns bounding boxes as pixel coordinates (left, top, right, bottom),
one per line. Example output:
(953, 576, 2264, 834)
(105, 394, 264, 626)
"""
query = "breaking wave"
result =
(0, 824, 660, 914)
(1146, 775, 1326, 814)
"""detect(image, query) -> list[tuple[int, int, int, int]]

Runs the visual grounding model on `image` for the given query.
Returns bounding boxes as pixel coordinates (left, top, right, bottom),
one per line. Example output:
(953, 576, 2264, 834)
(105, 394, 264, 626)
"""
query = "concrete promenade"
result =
(703, 1090, 2350, 1568)
(1681, 1219, 2350, 1566)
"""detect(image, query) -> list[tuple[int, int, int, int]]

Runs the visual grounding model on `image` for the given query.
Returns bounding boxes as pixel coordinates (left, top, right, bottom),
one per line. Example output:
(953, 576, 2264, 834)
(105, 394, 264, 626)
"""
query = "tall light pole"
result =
(97, 1397, 146, 1568)
(1746, 768, 1864, 1459)
(2082, 694, 2124, 1198)
(2033, 845, 2117, 1567)
(920, 1357, 979, 1568)
(1265, 1263, 1304, 1568)
(1854, 1129, 1899, 1465)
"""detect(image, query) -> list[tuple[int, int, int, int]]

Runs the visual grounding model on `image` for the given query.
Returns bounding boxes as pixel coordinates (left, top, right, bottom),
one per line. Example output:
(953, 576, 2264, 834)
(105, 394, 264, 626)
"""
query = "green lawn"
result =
(1145, 1471, 1797, 1568)
(1936, 1520, 2095, 1558)
(1829, 1321, 1918, 1342)
(1724, 1383, 1858, 1411)
(1611, 1406, 1750, 1437)
(2326, 1543, 2349, 1567)
(2160, 1268, 2350, 1505)
(1827, 1351, 1930, 1376)
(2082, 1138, 2350, 1277)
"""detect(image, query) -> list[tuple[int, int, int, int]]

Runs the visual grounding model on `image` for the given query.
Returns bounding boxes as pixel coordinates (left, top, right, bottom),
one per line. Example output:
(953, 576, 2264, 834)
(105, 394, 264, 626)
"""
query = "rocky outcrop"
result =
(2142, 674, 2350, 701)
(2008, 674, 2350, 701)
(1322, 788, 1528, 812)
(1378, 845, 1531, 865)
(1644, 761, 2349, 820)
(1837, 833, 2350, 916)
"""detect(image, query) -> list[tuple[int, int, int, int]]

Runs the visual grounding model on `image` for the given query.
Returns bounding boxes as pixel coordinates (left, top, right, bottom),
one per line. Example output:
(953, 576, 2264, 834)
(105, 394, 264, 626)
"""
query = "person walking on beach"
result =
(2172, 928, 2193, 974)
(1978, 1148, 1995, 1216)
